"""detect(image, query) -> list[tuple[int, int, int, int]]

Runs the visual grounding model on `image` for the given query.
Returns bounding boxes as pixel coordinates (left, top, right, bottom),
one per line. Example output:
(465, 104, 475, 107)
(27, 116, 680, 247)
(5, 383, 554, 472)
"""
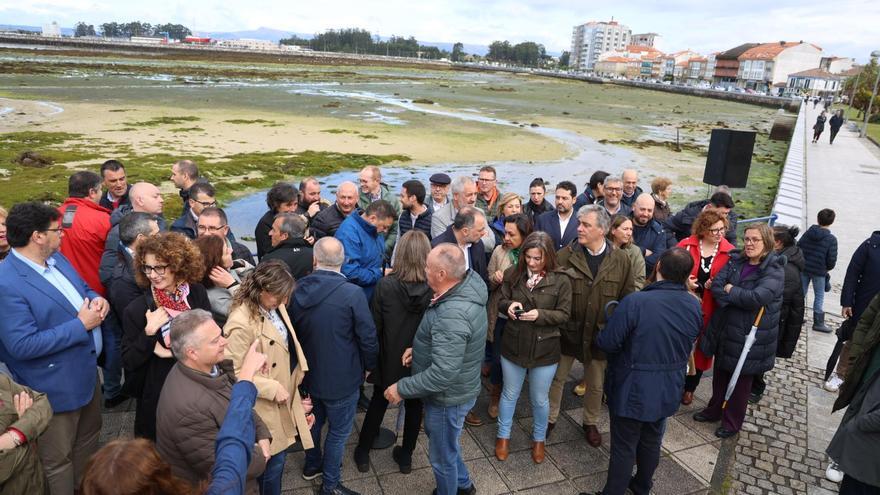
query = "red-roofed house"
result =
(737, 41, 823, 92)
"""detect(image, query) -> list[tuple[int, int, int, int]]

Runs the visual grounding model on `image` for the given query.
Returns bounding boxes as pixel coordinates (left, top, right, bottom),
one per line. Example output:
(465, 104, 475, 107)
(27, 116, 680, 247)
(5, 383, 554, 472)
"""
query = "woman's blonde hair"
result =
(232, 259, 295, 315)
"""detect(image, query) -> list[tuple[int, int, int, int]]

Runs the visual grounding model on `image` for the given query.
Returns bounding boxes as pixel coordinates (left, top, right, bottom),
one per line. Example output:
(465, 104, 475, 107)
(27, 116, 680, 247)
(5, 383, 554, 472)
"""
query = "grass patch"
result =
(223, 119, 281, 127)
(321, 129, 360, 135)
(359, 134, 379, 139)
(845, 107, 880, 143)
(122, 116, 201, 127)
(168, 127, 205, 133)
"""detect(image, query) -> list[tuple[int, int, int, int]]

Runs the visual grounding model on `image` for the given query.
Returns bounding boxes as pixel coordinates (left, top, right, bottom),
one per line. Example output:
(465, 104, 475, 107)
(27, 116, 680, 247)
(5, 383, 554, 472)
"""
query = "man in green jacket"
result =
(385, 244, 487, 495)
(358, 166, 401, 257)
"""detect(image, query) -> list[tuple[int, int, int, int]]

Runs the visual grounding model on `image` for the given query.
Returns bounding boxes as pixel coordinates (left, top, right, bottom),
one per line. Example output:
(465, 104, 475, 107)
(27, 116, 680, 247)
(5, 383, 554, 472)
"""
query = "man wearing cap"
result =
(429, 173, 451, 212)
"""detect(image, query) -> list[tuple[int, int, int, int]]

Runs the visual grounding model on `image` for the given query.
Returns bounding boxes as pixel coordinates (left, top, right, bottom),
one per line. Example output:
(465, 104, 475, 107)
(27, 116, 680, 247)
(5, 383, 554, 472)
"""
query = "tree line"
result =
(280, 28, 449, 60)
(74, 21, 192, 40)
(843, 59, 880, 122)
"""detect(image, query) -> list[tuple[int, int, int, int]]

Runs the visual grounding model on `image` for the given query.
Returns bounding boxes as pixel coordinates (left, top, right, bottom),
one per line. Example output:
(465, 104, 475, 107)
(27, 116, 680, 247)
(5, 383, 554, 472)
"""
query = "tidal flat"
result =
(0, 45, 790, 222)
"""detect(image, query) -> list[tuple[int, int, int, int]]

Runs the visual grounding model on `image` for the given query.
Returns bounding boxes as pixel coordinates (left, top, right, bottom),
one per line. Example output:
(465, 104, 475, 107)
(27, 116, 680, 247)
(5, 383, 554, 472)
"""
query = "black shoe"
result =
(392, 446, 412, 474)
(432, 486, 476, 495)
(692, 411, 719, 423)
(715, 427, 737, 439)
(302, 466, 323, 481)
(353, 445, 370, 473)
(748, 392, 763, 404)
(321, 482, 360, 495)
(103, 394, 128, 409)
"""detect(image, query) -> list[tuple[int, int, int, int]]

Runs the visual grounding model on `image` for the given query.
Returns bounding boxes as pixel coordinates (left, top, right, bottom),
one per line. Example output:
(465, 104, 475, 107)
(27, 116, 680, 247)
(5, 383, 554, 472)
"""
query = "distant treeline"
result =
(487, 40, 550, 67)
(74, 21, 192, 40)
(280, 28, 449, 60)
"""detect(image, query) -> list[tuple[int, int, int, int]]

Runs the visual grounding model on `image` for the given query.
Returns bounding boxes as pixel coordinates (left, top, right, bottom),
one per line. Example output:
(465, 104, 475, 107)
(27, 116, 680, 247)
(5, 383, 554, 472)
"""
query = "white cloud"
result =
(1, 0, 877, 60)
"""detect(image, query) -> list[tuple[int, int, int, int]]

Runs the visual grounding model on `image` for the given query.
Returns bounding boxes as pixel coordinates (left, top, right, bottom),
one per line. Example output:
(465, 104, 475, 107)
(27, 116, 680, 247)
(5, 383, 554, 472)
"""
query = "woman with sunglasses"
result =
(122, 232, 210, 440)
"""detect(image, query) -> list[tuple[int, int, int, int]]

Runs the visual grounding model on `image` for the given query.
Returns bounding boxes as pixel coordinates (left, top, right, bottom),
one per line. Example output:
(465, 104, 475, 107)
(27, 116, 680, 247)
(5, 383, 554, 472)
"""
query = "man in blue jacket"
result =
(292, 237, 378, 495)
(335, 199, 396, 300)
(0, 202, 110, 495)
(589, 248, 701, 495)
(631, 193, 668, 277)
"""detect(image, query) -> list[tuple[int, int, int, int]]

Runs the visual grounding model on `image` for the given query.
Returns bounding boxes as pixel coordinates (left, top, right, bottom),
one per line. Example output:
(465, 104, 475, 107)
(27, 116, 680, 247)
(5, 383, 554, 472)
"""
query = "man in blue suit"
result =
(588, 248, 702, 495)
(0, 202, 109, 495)
(534, 181, 579, 251)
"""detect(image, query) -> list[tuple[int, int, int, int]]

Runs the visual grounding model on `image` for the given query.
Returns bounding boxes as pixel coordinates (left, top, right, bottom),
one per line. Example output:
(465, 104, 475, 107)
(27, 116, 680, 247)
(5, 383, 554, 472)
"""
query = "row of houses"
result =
(571, 20, 856, 97)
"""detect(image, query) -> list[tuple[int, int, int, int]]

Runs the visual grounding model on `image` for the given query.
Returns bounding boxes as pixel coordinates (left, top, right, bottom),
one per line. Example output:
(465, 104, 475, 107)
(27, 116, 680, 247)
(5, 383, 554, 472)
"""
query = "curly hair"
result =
(231, 259, 294, 316)
(133, 232, 205, 289)
(691, 208, 730, 239)
(193, 235, 226, 288)
(80, 438, 201, 495)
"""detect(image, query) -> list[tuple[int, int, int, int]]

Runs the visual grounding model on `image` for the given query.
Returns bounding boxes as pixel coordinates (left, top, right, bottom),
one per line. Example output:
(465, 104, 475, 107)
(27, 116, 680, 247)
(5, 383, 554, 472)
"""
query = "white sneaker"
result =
(824, 373, 843, 392)
(826, 461, 844, 482)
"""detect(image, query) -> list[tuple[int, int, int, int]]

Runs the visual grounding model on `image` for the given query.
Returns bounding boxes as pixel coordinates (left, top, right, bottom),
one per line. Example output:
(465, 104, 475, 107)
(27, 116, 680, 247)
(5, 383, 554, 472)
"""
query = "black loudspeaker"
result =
(703, 129, 756, 188)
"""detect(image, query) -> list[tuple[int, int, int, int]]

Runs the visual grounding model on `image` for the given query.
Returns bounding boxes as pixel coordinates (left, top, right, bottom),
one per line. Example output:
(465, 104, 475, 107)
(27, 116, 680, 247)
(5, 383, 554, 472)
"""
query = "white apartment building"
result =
(570, 20, 631, 72)
(42, 22, 61, 37)
(216, 38, 279, 51)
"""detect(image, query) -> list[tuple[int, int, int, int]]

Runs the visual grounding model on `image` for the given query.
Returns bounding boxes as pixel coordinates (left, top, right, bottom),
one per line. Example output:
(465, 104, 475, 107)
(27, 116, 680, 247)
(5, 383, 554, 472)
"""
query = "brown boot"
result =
(583, 424, 602, 448)
(464, 410, 483, 427)
(531, 441, 545, 464)
(495, 438, 509, 461)
(681, 391, 694, 405)
(488, 384, 501, 419)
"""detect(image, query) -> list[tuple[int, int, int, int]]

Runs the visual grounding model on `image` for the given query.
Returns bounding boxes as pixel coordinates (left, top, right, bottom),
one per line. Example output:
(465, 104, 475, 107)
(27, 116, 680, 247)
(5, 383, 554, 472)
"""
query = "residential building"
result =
(660, 50, 699, 80)
(820, 56, 855, 74)
(713, 43, 760, 87)
(42, 22, 61, 37)
(786, 68, 844, 97)
(594, 56, 631, 78)
(570, 20, 631, 72)
(737, 41, 823, 93)
(632, 33, 659, 47)
(686, 57, 708, 85)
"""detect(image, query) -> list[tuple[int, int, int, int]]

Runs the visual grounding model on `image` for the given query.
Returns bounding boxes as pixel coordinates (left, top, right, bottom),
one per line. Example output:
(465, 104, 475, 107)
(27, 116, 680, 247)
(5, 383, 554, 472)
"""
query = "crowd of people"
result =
(0, 158, 877, 495)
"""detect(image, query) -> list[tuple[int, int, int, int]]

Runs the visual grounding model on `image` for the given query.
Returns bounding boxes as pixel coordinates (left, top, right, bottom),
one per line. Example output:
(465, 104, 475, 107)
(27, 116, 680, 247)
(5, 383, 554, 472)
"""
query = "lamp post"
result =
(860, 50, 880, 138)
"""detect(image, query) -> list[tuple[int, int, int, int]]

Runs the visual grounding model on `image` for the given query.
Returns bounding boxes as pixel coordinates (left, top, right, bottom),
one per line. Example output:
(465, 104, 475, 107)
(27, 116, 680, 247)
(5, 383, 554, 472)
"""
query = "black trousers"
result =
(356, 388, 423, 455)
(684, 369, 704, 393)
(830, 127, 841, 144)
(840, 474, 880, 494)
(602, 415, 666, 495)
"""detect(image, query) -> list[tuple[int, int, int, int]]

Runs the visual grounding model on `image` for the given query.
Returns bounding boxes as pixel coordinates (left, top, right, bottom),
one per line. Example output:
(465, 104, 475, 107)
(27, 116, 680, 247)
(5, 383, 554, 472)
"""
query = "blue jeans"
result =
(423, 398, 477, 495)
(258, 450, 286, 495)
(304, 389, 359, 491)
(101, 313, 123, 400)
(497, 357, 557, 441)
(802, 273, 825, 314)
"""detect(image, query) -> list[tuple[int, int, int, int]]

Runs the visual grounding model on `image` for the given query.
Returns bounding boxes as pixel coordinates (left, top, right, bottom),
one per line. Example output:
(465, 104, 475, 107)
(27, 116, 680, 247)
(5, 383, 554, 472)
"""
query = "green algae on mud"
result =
(0, 131, 410, 218)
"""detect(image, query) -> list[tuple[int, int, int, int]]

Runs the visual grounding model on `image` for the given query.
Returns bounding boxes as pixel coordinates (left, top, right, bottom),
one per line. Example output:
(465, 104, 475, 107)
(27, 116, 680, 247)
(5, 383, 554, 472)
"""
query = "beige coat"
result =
(486, 245, 517, 342)
(224, 303, 314, 455)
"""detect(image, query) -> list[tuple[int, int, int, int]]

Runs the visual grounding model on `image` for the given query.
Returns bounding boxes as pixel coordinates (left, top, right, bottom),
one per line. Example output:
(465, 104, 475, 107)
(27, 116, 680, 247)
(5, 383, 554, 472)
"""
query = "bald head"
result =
(129, 182, 164, 215)
(358, 166, 381, 196)
(428, 244, 467, 290)
(335, 181, 359, 215)
(632, 193, 655, 226)
(314, 237, 345, 271)
(622, 169, 639, 196)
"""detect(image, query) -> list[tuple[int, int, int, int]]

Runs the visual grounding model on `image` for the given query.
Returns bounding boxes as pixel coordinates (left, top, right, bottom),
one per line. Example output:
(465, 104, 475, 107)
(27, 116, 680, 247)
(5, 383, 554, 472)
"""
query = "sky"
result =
(2, 0, 878, 61)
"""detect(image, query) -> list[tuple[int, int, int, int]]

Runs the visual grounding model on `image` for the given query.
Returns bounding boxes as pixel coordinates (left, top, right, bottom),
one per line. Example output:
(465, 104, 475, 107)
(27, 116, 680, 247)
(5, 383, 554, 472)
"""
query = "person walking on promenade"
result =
(827, 230, 880, 393)
(828, 291, 880, 493)
(485, 214, 533, 417)
(494, 231, 572, 464)
(0, 202, 110, 495)
(223, 260, 314, 495)
(677, 209, 734, 405)
(354, 231, 432, 474)
(547, 205, 636, 447)
(813, 111, 827, 143)
(384, 244, 487, 495)
(291, 237, 378, 495)
(829, 109, 844, 144)
(797, 208, 838, 333)
(695, 223, 784, 438)
(587, 248, 702, 495)
(122, 232, 210, 440)
(751, 225, 805, 403)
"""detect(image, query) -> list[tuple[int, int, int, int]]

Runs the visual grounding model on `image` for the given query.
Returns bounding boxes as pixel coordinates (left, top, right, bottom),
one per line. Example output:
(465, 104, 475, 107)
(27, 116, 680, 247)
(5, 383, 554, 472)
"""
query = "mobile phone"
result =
(513, 308, 525, 318)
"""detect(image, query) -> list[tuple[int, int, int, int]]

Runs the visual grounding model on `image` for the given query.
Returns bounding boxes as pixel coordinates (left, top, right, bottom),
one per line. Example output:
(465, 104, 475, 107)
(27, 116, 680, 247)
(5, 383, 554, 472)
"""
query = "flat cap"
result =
(429, 173, 451, 185)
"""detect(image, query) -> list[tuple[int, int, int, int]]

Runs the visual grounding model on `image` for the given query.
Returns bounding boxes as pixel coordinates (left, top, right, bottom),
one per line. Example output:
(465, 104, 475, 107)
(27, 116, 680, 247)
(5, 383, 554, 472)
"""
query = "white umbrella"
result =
(723, 307, 766, 410)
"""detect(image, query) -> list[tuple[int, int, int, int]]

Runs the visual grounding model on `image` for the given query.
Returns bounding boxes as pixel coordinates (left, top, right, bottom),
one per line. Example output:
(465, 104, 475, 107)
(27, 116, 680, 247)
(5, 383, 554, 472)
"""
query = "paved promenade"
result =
(97, 103, 880, 494)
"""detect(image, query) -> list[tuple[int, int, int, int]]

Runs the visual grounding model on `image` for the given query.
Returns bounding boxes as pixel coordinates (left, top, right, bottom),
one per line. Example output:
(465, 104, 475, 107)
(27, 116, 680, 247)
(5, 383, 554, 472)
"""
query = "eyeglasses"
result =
(477, 177, 496, 183)
(42, 228, 64, 234)
(192, 198, 217, 207)
(141, 264, 169, 275)
(708, 227, 727, 235)
(743, 237, 763, 245)
(605, 187, 623, 193)
(197, 225, 226, 233)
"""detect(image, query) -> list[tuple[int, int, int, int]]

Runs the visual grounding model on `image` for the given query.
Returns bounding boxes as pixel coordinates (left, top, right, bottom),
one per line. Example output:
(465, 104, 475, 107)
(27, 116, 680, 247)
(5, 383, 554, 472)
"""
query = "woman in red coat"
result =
(677, 208, 734, 405)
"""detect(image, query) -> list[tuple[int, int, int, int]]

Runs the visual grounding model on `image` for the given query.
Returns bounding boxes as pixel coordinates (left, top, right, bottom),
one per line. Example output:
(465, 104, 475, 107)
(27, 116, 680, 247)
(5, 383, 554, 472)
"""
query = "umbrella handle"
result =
(753, 307, 765, 327)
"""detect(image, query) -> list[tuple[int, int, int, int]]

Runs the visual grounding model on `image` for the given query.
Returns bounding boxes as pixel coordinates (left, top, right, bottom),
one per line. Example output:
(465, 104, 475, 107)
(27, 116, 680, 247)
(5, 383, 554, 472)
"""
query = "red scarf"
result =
(152, 283, 191, 312)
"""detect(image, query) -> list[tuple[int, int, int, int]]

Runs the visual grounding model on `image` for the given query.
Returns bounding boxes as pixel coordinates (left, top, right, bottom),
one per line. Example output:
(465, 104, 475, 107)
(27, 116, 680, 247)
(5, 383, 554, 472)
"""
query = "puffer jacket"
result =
(777, 246, 806, 358)
(700, 252, 784, 375)
(841, 231, 880, 321)
(498, 269, 572, 368)
(156, 360, 270, 494)
(797, 225, 837, 277)
(557, 240, 637, 362)
(397, 271, 488, 406)
(827, 356, 880, 487)
(835, 293, 880, 412)
(0, 373, 52, 495)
